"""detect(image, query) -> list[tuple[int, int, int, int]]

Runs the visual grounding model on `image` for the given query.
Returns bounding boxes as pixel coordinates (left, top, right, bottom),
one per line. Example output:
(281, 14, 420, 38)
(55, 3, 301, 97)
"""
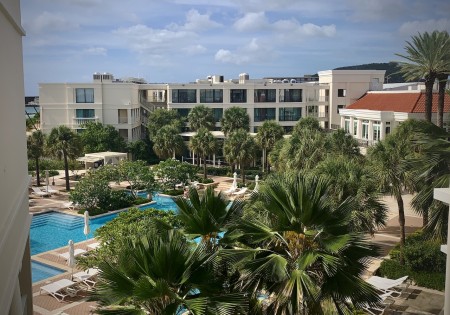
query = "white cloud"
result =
(183, 44, 207, 54)
(215, 38, 274, 65)
(234, 12, 268, 32)
(28, 12, 79, 34)
(273, 19, 336, 37)
(82, 47, 107, 55)
(399, 19, 450, 36)
(184, 9, 221, 31)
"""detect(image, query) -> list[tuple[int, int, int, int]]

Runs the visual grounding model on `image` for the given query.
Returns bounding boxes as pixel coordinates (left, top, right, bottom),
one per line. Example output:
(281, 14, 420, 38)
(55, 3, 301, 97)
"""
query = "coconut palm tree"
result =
(221, 173, 381, 314)
(46, 126, 83, 191)
(92, 227, 248, 314)
(27, 130, 45, 186)
(255, 120, 284, 173)
(175, 186, 243, 249)
(396, 31, 450, 122)
(189, 128, 217, 179)
(221, 107, 250, 136)
(152, 125, 185, 159)
(223, 129, 256, 184)
(188, 105, 215, 131)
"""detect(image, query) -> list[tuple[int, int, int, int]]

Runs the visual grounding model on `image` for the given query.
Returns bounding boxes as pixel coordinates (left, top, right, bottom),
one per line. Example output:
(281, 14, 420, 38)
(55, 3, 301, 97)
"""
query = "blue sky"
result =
(22, 0, 450, 95)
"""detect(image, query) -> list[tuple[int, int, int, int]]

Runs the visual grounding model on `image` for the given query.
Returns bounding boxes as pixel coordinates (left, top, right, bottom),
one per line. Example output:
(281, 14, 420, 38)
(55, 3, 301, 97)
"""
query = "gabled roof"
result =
(346, 92, 450, 113)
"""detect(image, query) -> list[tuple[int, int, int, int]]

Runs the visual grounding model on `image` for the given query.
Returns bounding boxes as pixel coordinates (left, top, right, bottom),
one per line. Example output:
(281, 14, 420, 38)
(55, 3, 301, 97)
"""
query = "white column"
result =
(380, 121, 385, 140)
(9, 280, 22, 315)
(368, 121, 374, 142)
(340, 116, 345, 128)
(213, 154, 216, 167)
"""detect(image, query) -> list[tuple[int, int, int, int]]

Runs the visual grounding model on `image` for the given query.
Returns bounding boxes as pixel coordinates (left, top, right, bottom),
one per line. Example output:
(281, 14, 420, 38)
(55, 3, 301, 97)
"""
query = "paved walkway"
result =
(30, 173, 445, 314)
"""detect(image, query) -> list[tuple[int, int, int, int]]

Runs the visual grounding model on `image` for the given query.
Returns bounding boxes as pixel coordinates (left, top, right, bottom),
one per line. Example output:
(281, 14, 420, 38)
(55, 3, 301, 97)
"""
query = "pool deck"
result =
(29, 172, 445, 314)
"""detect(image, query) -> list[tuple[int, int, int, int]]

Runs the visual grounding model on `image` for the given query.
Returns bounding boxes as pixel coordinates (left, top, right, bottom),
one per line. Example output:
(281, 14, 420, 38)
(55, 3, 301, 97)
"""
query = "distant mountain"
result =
(334, 62, 406, 83)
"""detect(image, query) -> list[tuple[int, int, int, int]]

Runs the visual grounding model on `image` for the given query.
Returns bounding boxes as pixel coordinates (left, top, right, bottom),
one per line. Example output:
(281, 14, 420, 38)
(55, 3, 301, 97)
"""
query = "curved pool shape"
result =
(30, 195, 178, 255)
(32, 260, 65, 283)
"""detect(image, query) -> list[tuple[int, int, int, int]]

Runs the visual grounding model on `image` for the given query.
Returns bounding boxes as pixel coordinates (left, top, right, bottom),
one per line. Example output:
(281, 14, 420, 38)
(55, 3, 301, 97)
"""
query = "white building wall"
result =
(0, 0, 32, 313)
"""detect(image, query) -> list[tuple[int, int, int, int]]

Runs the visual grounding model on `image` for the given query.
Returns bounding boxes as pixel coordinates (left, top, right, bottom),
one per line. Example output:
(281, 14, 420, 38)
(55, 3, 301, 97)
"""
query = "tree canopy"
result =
(221, 106, 250, 135)
(147, 109, 182, 140)
(79, 122, 127, 153)
(188, 105, 215, 131)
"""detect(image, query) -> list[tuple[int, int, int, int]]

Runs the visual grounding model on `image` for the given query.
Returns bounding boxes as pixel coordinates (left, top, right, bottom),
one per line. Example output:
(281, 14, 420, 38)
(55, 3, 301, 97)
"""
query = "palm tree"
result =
(188, 105, 215, 131)
(92, 228, 248, 314)
(368, 134, 412, 262)
(152, 125, 185, 159)
(396, 31, 450, 122)
(255, 120, 284, 173)
(436, 31, 450, 128)
(221, 173, 381, 314)
(175, 186, 243, 249)
(223, 129, 256, 184)
(189, 128, 217, 179)
(147, 108, 182, 140)
(27, 130, 45, 186)
(221, 106, 250, 136)
(46, 126, 83, 191)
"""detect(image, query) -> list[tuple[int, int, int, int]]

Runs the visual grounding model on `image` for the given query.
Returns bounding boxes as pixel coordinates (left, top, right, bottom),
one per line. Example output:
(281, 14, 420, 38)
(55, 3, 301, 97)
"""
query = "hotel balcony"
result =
(72, 117, 99, 127)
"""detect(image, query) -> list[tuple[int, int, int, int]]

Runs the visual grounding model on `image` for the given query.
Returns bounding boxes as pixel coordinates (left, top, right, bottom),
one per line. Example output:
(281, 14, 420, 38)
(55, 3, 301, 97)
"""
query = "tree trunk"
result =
(203, 155, 207, 179)
(63, 151, 70, 191)
(262, 148, 266, 173)
(241, 164, 245, 184)
(424, 75, 436, 123)
(396, 193, 406, 265)
(35, 157, 41, 186)
(437, 74, 448, 128)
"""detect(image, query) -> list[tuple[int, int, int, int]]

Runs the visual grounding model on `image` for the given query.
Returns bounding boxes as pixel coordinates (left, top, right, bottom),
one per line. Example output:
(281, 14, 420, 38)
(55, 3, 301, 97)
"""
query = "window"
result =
(230, 89, 247, 103)
(200, 89, 223, 103)
(254, 89, 276, 102)
(279, 108, 301, 121)
(177, 108, 191, 117)
(283, 126, 294, 133)
(362, 120, 369, 140)
(172, 89, 197, 103)
(280, 89, 302, 102)
(373, 121, 381, 141)
(213, 108, 223, 122)
(254, 108, 275, 122)
(118, 109, 128, 124)
(75, 88, 94, 103)
(337, 89, 346, 97)
(76, 109, 95, 118)
(353, 120, 358, 136)
(119, 129, 128, 140)
(337, 105, 345, 113)
(344, 117, 350, 133)
(307, 106, 318, 116)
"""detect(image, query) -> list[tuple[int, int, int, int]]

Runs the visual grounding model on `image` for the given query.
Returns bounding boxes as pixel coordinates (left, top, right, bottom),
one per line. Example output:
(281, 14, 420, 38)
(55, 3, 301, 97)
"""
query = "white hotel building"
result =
(39, 70, 385, 137)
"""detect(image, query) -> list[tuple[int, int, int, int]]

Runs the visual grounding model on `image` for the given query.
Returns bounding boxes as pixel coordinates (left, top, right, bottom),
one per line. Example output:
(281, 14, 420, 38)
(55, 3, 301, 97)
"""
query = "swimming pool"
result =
(30, 194, 178, 255)
(32, 260, 65, 283)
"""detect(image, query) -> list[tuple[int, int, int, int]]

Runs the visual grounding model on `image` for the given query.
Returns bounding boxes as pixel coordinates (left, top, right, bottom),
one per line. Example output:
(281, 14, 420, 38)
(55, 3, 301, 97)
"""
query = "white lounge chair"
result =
(43, 186, 59, 194)
(362, 292, 396, 315)
(58, 248, 86, 261)
(87, 242, 100, 250)
(39, 278, 81, 302)
(232, 187, 248, 197)
(31, 186, 50, 197)
(223, 186, 237, 195)
(366, 275, 410, 297)
(63, 201, 79, 210)
(73, 268, 99, 289)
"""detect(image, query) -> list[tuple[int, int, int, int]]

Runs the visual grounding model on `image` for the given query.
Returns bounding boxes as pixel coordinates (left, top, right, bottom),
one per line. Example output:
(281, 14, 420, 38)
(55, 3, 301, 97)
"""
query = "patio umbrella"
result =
(231, 172, 238, 190)
(83, 211, 90, 242)
(68, 240, 75, 280)
(254, 175, 259, 193)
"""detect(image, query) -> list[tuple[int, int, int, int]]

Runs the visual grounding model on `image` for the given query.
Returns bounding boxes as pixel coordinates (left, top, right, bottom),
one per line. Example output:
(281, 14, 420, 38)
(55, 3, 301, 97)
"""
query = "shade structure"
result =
(68, 240, 75, 279)
(254, 175, 259, 193)
(231, 172, 238, 190)
(83, 211, 90, 239)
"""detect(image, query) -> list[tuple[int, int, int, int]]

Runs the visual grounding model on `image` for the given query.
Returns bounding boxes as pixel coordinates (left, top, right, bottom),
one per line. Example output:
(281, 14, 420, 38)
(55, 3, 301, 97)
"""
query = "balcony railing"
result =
(307, 111, 327, 118)
(73, 117, 98, 125)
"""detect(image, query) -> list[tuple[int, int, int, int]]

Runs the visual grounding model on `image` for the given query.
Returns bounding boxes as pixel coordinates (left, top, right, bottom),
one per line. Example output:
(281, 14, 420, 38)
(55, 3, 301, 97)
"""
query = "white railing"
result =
(73, 117, 98, 125)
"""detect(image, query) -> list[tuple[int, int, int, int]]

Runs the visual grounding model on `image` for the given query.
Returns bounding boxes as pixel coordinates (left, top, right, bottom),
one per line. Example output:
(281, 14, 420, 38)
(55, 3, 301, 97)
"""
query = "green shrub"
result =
(403, 242, 446, 272)
(198, 177, 214, 184)
(206, 166, 229, 176)
(48, 170, 59, 177)
(108, 190, 134, 210)
(132, 197, 150, 205)
(162, 189, 183, 196)
(412, 271, 446, 291)
(378, 259, 409, 280)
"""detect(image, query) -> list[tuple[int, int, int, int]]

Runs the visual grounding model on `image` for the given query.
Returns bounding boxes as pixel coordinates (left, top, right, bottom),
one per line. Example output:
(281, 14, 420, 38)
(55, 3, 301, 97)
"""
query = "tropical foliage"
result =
(255, 120, 284, 173)
(152, 125, 185, 159)
(114, 160, 158, 198)
(189, 128, 217, 179)
(221, 106, 250, 136)
(188, 105, 215, 131)
(80, 122, 127, 153)
(153, 158, 198, 191)
(27, 130, 45, 186)
(147, 108, 183, 140)
(223, 129, 257, 183)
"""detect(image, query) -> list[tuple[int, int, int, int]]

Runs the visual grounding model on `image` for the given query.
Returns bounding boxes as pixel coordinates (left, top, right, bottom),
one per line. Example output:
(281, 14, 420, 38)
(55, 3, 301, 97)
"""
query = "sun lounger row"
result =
(31, 186, 59, 197)
(39, 268, 100, 301)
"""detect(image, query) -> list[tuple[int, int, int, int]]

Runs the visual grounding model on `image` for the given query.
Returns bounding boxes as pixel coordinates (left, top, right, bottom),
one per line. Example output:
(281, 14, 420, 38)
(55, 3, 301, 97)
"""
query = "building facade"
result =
(0, 0, 33, 313)
(339, 91, 450, 145)
(39, 70, 385, 137)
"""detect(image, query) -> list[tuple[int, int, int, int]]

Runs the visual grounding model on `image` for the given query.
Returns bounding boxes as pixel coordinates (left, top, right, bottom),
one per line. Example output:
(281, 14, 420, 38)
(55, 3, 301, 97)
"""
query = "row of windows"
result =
(171, 89, 305, 104)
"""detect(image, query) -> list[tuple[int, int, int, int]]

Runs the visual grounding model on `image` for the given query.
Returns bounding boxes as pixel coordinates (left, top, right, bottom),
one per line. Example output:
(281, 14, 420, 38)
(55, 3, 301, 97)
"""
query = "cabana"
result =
(77, 151, 128, 170)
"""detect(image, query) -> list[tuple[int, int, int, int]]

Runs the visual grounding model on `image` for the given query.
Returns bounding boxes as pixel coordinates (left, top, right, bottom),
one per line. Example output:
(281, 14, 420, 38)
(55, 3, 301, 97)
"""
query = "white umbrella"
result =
(254, 175, 259, 193)
(83, 211, 90, 241)
(68, 240, 75, 279)
(231, 172, 238, 190)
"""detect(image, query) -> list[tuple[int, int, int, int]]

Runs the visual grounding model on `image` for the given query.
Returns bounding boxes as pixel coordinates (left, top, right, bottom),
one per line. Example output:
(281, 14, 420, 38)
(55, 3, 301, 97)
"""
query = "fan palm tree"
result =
(152, 125, 185, 159)
(221, 107, 250, 136)
(188, 105, 215, 131)
(255, 120, 284, 173)
(396, 31, 450, 122)
(175, 186, 243, 249)
(46, 126, 83, 191)
(189, 128, 217, 179)
(223, 129, 256, 184)
(27, 130, 45, 186)
(91, 228, 248, 314)
(221, 173, 381, 314)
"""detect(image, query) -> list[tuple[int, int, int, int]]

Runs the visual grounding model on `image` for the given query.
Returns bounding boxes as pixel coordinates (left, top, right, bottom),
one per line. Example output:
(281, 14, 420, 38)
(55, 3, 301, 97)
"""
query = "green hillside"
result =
(334, 62, 406, 83)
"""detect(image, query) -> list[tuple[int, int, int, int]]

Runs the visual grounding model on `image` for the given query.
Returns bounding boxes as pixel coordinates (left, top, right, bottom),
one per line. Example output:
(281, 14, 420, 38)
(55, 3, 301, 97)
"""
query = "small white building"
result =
(339, 91, 450, 145)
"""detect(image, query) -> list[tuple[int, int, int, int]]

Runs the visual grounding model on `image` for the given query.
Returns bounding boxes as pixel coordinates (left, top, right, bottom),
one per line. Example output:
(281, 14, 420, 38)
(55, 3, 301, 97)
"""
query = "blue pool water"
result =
(32, 261, 65, 283)
(30, 194, 178, 255)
